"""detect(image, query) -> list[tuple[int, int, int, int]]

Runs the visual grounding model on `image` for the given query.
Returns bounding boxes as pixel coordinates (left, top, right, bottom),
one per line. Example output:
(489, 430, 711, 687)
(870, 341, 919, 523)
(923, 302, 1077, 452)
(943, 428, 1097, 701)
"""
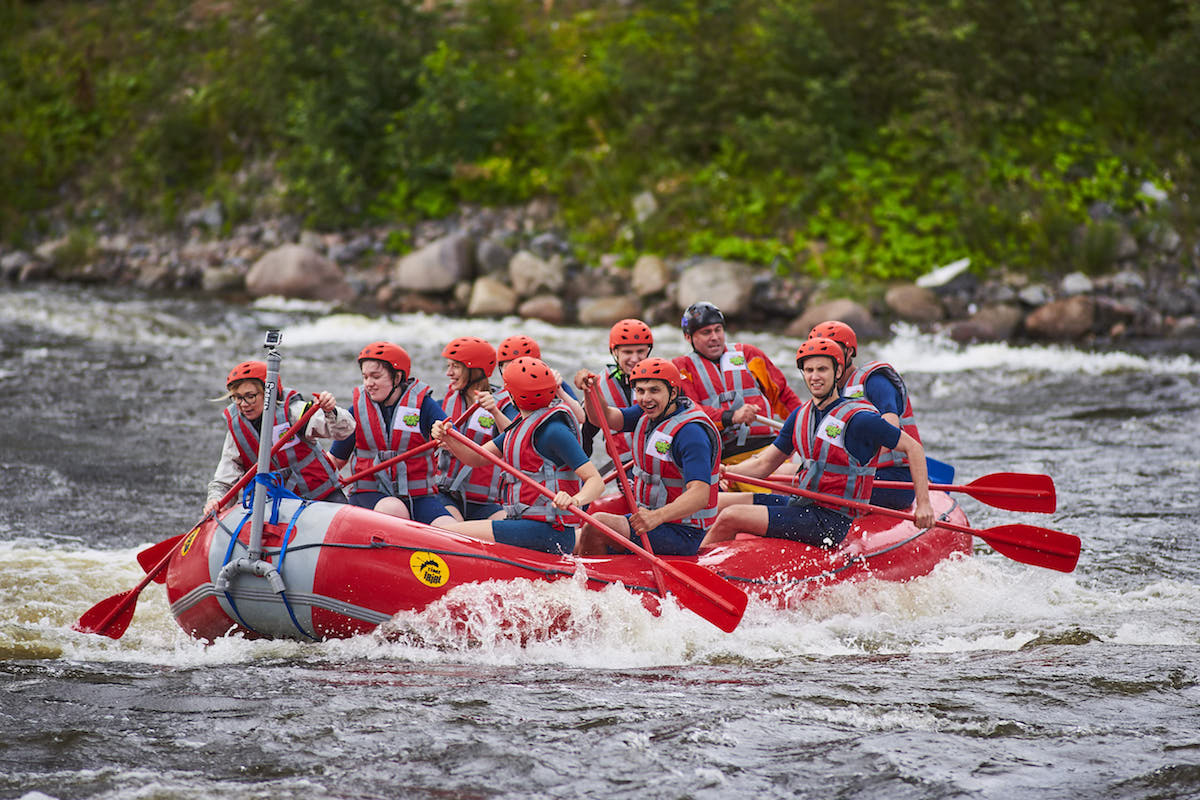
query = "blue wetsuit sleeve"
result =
(535, 419, 590, 470)
(620, 405, 644, 433)
(560, 382, 579, 400)
(771, 408, 798, 455)
(671, 423, 716, 484)
(420, 393, 448, 438)
(845, 412, 901, 464)
(329, 407, 358, 460)
(865, 373, 902, 417)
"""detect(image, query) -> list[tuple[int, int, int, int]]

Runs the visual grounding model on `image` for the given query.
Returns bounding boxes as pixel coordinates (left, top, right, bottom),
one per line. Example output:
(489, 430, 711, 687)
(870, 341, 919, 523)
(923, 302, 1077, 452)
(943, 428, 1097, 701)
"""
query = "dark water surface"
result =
(2, 286, 1198, 799)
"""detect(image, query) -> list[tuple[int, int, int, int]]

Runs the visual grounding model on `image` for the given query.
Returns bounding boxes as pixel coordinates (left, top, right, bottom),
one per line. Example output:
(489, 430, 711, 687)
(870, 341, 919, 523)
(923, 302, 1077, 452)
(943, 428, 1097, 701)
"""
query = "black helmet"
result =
(681, 302, 725, 336)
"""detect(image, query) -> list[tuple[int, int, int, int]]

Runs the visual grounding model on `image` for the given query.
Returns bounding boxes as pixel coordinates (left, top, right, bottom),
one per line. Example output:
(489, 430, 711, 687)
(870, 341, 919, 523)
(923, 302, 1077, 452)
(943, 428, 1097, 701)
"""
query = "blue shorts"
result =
(435, 490, 504, 522)
(491, 519, 575, 554)
(349, 492, 447, 525)
(752, 493, 851, 548)
(607, 519, 705, 557)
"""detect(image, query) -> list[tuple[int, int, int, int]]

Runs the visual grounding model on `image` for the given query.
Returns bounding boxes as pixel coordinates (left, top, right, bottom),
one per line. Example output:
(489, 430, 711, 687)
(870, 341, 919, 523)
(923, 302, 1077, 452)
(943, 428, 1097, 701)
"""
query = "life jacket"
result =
(681, 344, 774, 446)
(500, 403, 581, 529)
(842, 361, 920, 469)
(595, 367, 634, 457)
(351, 380, 436, 498)
(224, 387, 340, 500)
(630, 398, 721, 530)
(437, 384, 512, 503)
(792, 398, 879, 518)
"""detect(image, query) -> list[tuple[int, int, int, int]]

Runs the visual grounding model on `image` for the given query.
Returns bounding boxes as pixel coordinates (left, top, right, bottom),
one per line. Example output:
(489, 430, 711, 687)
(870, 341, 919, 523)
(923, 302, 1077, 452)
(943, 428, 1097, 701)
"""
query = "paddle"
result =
(443, 427, 748, 632)
(584, 385, 668, 596)
(755, 413, 783, 430)
(315, 401, 483, 501)
(74, 398, 324, 638)
(871, 472, 1056, 513)
(725, 471, 1080, 573)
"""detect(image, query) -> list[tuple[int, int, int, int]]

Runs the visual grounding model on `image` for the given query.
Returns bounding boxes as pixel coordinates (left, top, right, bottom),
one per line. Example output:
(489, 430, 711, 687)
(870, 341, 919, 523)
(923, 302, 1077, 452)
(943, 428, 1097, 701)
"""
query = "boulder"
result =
(948, 304, 1023, 343)
(1024, 296, 1095, 340)
(246, 245, 355, 303)
(518, 294, 567, 325)
(884, 284, 944, 323)
(466, 276, 518, 317)
(391, 231, 475, 292)
(577, 295, 642, 327)
(509, 250, 565, 297)
(631, 254, 671, 297)
(785, 298, 881, 340)
(676, 259, 755, 317)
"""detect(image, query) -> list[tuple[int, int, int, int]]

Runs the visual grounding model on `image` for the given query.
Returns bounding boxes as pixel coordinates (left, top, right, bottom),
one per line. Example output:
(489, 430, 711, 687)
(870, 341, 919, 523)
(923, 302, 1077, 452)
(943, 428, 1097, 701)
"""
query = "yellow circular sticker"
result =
(179, 527, 200, 557)
(409, 551, 450, 588)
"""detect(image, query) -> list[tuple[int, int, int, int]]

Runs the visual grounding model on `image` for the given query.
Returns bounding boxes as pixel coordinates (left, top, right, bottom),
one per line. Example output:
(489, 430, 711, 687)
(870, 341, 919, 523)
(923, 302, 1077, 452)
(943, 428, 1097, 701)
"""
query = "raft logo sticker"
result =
(402, 412, 419, 427)
(645, 430, 674, 461)
(410, 551, 449, 588)
(179, 526, 200, 557)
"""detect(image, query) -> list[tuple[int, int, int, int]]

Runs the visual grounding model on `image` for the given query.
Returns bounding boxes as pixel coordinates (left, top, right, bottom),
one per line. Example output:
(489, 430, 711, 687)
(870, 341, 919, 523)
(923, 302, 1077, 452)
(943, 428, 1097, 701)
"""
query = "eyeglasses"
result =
(232, 391, 261, 405)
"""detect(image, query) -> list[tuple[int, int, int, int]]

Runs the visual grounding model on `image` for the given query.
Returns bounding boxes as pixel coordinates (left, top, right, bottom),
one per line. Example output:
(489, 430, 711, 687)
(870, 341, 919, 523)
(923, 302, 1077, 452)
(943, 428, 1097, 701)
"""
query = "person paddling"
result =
(203, 360, 353, 515)
(575, 357, 721, 556)
(430, 336, 516, 525)
(573, 318, 654, 458)
(700, 337, 934, 548)
(809, 320, 924, 510)
(430, 357, 604, 554)
(672, 301, 802, 458)
(328, 341, 448, 523)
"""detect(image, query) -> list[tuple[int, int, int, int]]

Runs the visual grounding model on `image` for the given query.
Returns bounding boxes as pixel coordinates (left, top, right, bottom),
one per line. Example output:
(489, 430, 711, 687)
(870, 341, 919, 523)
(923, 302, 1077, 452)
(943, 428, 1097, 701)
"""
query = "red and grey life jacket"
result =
(224, 387, 340, 500)
(842, 361, 920, 469)
(500, 403, 581, 529)
(351, 380, 436, 498)
(596, 367, 634, 457)
(437, 385, 512, 503)
(630, 399, 721, 530)
(682, 344, 773, 446)
(792, 399, 879, 518)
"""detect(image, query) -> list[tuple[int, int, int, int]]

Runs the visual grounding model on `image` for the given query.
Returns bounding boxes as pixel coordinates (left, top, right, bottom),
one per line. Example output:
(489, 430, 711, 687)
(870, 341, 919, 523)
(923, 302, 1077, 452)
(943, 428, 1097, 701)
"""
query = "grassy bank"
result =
(3, 0, 1197, 286)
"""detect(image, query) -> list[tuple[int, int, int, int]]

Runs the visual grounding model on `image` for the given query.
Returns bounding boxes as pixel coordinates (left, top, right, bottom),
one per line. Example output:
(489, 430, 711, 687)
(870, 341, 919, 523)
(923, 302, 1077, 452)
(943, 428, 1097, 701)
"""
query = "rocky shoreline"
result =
(3, 202, 1198, 347)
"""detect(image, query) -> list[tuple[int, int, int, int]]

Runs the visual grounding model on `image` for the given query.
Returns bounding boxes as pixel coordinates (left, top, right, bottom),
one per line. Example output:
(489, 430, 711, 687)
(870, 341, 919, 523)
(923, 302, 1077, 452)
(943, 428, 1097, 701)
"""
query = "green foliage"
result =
(1, 0, 1196, 284)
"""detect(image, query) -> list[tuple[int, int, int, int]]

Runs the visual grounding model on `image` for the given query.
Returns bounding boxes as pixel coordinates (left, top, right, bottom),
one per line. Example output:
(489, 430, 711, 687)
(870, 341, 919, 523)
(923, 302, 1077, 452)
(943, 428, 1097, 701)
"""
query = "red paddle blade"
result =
(965, 473, 1057, 513)
(72, 590, 137, 639)
(975, 524, 1080, 573)
(660, 561, 749, 633)
(137, 534, 186, 584)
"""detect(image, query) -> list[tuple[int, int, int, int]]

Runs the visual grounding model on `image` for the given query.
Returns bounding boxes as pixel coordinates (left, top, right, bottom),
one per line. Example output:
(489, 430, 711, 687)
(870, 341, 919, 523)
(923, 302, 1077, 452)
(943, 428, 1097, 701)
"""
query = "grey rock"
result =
(466, 276, 518, 316)
(476, 237, 513, 275)
(676, 259, 756, 317)
(631, 254, 671, 297)
(884, 284, 944, 323)
(1024, 296, 1096, 340)
(1060, 272, 1094, 295)
(509, 250, 565, 297)
(392, 231, 475, 292)
(246, 244, 355, 303)
(577, 295, 641, 327)
(1018, 285, 1052, 306)
(785, 298, 881, 340)
(948, 304, 1023, 343)
(518, 294, 567, 325)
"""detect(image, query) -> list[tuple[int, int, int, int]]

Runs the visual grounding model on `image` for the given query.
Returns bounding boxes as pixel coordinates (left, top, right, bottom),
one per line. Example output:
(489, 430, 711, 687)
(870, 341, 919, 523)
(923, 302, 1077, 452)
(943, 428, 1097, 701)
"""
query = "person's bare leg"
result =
(700, 504, 769, 548)
(574, 512, 632, 555)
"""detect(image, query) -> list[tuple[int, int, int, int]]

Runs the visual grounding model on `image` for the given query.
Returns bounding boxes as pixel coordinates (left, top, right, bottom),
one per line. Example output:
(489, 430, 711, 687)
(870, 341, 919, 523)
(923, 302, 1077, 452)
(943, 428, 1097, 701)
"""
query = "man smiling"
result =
(700, 337, 934, 549)
(574, 358, 720, 556)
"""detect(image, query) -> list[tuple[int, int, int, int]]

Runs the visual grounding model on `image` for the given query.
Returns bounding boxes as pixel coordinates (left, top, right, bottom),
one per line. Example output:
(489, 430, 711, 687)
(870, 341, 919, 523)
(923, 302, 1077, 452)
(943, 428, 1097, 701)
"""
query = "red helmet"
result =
(608, 318, 654, 351)
(629, 357, 681, 390)
(809, 320, 857, 358)
(226, 360, 267, 389)
(502, 357, 559, 411)
(358, 341, 411, 378)
(796, 337, 846, 372)
(442, 336, 497, 376)
(497, 334, 540, 362)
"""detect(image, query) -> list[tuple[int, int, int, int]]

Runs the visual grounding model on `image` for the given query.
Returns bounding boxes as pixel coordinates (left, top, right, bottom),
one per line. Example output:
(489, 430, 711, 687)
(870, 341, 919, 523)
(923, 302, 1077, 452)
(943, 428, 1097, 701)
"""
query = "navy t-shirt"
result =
(494, 415, 589, 471)
(620, 405, 715, 485)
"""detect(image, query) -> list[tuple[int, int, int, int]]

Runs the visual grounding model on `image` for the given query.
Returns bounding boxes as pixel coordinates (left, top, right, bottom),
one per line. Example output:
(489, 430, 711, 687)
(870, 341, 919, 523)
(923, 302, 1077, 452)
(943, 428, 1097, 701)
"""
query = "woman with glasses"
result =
(202, 360, 354, 515)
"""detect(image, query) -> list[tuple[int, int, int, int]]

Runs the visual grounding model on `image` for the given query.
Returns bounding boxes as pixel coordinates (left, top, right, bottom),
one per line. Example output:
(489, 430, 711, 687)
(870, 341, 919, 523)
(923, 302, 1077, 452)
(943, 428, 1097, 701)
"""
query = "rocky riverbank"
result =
(3, 202, 1198, 347)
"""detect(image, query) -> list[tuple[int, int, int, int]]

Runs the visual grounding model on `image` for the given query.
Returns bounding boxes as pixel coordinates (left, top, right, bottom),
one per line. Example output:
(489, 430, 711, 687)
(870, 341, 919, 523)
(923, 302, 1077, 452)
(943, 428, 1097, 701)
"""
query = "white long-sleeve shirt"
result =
(205, 400, 355, 505)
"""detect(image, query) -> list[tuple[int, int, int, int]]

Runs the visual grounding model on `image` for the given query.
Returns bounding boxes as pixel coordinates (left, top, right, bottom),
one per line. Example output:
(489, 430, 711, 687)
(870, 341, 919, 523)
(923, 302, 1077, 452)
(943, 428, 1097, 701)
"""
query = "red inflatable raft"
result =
(165, 490, 972, 641)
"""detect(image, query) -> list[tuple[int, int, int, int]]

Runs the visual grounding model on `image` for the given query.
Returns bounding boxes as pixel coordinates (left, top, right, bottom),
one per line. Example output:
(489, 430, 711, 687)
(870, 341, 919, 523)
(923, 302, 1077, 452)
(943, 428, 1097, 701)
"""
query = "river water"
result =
(1, 285, 1198, 799)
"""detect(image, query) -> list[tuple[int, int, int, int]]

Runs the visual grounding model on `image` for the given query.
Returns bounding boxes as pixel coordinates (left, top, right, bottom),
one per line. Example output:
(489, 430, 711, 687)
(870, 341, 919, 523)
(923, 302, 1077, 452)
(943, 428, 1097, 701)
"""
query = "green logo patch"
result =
(730, 354, 745, 366)
(824, 423, 843, 438)
(403, 413, 419, 426)
(655, 440, 671, 454)
(479, 415, 494, 428)
(848, 388, 864, 398)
